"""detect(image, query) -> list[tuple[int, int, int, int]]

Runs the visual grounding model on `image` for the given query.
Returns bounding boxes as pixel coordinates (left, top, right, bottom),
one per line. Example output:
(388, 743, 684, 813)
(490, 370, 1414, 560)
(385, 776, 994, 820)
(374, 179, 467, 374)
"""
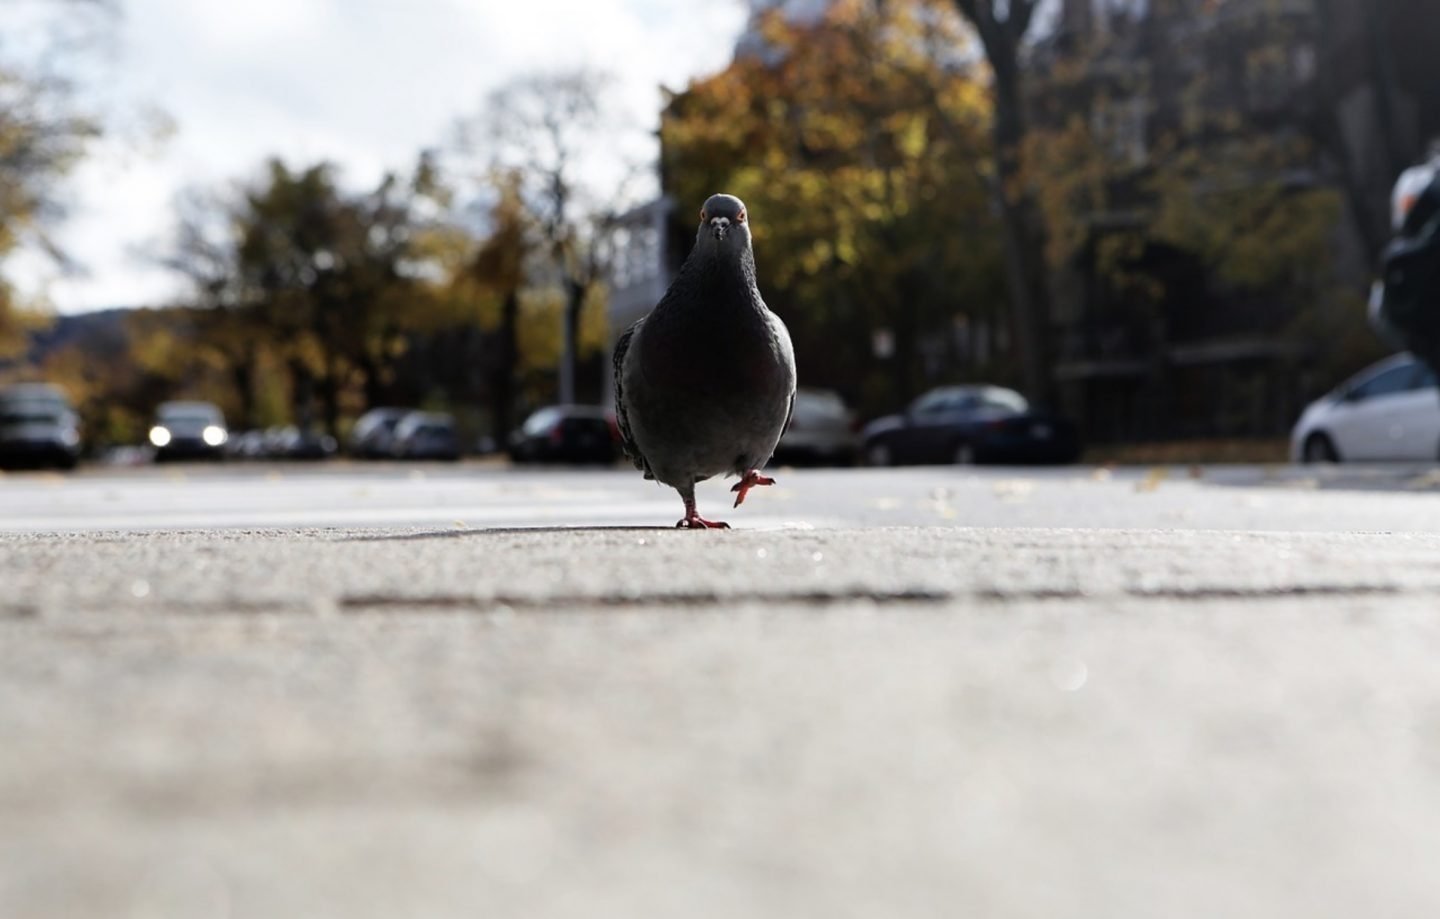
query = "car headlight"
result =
(149, 426, 172, 447)
(202, 425, 228, 447)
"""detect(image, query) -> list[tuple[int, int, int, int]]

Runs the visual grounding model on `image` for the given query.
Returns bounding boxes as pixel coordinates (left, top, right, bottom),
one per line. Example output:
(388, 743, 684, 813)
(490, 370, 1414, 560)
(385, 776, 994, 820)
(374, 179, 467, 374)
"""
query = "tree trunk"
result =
(289, 361, 315, 432)
(953, 0, 1057, 406)
(988, 44, 1055, 405)
(559, 278, 585, 404)
(318, 359, 340, 438)
(493, 288, 520, 443)
(1312, 0, 1388, 266)
(231, 353, 256, 430)
(359, 352, 385, 410)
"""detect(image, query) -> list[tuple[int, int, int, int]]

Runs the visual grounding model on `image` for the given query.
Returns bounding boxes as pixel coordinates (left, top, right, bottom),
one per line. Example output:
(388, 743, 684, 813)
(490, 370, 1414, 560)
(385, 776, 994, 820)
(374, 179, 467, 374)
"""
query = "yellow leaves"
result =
(895, 114, 929, 160)
(516, 289, 562, 372)
(1145, 134, 1341, 291)
(290, 332, 327, 376)
(131, 324, 186, 377)
(579, 283, 609, 354)
(1024, 75, 1343, 308)
(0, 302, 38, 365)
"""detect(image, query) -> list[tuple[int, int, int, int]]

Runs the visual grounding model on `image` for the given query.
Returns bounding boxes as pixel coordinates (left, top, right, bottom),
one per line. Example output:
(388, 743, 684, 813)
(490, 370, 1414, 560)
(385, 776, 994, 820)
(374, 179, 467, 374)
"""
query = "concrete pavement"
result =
(6, 466, 1440, 917)
(9, 460, 1440, 532)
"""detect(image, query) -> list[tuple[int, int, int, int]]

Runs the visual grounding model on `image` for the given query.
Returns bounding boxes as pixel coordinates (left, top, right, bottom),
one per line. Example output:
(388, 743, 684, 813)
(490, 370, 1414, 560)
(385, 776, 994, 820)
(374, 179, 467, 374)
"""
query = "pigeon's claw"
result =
(676, 512, 730, 529)
(730, 470, 776, 508)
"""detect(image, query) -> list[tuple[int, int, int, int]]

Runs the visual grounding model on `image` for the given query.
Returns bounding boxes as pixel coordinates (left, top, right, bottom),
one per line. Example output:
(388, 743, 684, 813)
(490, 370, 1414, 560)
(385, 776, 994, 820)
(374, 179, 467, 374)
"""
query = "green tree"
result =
(446, 171, 532, 442)
(168, 157, 447, 435)
(0, 24, 103, 357)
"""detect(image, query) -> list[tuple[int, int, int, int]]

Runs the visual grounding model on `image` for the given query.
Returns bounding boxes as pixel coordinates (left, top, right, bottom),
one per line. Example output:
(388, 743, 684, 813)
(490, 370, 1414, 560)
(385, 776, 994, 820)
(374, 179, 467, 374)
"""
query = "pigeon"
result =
(613, 193, 796, 529)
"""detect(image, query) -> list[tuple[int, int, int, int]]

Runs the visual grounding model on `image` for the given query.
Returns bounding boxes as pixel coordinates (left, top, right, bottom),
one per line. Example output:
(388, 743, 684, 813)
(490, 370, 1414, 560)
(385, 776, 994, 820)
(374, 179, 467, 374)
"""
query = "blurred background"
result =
(1, 0, 1434, 468)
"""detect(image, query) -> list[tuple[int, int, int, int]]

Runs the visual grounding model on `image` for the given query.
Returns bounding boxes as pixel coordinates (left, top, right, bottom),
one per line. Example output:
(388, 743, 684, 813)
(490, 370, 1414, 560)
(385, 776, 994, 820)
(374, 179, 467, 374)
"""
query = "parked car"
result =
(772, 388, 859, 466)
(509, 405, 618, 464)
(225, 430, 268, 460)
(150, 401, 228, 462)
(392, 411, 462, 461)
(349, 407, 411, 459)
(268, 425, 339, 461)
(0, 383, 81, 470)
(1291, 353, 1440, 463)
(861, 385, 1082, 466)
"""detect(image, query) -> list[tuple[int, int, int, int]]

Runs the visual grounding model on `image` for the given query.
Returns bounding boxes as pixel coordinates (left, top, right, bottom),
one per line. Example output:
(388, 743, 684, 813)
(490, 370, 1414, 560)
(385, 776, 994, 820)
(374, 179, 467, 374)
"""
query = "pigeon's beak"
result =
(709, 217, 730, 241)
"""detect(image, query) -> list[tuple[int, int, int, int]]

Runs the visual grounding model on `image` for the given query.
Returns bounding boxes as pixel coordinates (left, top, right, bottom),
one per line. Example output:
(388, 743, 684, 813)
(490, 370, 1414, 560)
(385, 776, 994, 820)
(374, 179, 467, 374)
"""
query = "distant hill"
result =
(25, 308, 134, 367)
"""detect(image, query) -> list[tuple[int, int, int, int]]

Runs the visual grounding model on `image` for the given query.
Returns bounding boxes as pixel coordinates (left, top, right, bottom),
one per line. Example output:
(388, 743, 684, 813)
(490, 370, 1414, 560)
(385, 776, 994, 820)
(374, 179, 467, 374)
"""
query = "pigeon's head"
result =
(697, 193, 751, 254)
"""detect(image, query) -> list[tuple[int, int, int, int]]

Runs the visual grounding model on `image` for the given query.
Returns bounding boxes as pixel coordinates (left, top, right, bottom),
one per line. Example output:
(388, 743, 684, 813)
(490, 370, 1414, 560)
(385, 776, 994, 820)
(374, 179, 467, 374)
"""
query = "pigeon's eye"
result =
(699, 209, 708, 223)
(736, 209, 747, 224)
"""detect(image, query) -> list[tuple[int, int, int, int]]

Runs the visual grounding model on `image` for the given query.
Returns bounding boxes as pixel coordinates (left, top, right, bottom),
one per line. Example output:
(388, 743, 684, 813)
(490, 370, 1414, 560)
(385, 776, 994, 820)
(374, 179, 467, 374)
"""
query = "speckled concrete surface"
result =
(4, 525, 1440, 918)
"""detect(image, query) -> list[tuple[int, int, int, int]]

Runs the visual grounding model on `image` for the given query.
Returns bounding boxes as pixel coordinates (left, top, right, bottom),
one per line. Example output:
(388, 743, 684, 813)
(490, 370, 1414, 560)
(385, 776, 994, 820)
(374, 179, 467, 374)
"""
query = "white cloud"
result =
(10, 0, 749, 313)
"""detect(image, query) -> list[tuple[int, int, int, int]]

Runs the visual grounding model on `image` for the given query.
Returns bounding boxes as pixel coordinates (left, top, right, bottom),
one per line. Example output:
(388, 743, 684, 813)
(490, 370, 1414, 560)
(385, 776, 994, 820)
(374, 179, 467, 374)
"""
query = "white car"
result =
(1291, 354, 1440, 462)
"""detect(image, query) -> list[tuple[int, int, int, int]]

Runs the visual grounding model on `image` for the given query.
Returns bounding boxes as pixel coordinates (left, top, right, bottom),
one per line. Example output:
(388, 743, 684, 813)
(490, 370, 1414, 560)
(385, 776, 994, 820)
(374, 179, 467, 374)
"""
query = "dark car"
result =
(392, 411, 462, 461)
(861, 385, 1081, 466)
(150, 400, 228, 462)
(0, 383, 82, 470)
(509, 405, 618, 465)
(268, 425, 339, 461)
(348, 407, 411, 459)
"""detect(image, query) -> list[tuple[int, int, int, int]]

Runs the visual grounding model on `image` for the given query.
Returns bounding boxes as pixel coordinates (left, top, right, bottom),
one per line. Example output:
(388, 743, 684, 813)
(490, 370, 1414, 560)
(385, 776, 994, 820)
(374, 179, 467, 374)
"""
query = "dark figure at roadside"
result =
(1373, 142, 1440, 388)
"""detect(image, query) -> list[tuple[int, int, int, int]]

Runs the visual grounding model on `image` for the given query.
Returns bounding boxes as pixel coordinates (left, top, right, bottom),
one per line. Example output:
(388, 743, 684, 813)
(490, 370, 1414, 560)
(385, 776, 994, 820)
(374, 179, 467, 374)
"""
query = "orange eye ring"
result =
(736, 209, 747, 223)
(699, 209, 708, 223)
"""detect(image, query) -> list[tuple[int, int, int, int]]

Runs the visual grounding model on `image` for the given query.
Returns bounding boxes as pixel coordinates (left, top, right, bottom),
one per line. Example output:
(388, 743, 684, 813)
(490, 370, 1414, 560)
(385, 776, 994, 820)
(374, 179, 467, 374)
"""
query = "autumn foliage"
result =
(663, 0, 1008, 413)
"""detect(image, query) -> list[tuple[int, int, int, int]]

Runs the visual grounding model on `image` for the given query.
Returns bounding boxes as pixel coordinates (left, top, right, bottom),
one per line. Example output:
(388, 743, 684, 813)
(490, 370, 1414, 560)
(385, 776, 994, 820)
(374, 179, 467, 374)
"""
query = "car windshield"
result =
(161, 414, 217, 426)
(794, 391, 846, 419)
(522, 409, 560, 435)
(911, 390, 966, 414)
(980, 388, 1029, 413)
(1347, 363, 1418, 400)
(0, 408, 63, 425)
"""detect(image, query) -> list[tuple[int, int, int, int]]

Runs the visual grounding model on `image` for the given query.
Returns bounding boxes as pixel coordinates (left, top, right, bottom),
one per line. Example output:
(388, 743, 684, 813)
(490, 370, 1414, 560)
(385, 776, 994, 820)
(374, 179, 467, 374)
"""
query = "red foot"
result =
(730, 470, 776, 508)
(676, 511, 730, 529)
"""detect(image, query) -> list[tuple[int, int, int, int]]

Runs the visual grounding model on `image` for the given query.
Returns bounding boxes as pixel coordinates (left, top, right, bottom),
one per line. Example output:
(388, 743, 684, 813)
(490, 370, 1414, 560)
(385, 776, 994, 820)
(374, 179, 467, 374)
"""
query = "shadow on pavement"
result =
(341, 525, 680, 542)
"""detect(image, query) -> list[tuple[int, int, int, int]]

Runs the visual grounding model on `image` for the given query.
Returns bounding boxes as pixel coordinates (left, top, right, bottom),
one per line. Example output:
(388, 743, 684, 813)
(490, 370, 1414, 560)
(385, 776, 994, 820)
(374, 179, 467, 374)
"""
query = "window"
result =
(980, 388, 1030, 413)
(1349, 363, 1421, 401)
(522, 408, 561, 436)
(910, 390, 956, 415)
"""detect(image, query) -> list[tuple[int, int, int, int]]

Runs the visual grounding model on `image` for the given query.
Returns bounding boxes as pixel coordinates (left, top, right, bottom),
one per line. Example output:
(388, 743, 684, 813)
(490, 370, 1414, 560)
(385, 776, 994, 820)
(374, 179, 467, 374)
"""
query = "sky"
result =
(6, 0, 754, 313)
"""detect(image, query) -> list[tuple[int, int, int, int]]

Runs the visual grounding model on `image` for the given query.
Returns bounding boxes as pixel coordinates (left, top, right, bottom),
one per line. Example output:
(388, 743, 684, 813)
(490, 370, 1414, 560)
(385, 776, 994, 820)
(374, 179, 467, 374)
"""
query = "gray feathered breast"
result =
(613, 211, 795, 491)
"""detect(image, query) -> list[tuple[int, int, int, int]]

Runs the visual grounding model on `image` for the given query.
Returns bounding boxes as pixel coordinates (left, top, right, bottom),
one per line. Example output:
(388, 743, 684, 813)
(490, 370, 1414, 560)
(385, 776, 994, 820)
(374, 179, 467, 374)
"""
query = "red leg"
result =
(676, 494, 729, 529)
(730, 469, 776, 508)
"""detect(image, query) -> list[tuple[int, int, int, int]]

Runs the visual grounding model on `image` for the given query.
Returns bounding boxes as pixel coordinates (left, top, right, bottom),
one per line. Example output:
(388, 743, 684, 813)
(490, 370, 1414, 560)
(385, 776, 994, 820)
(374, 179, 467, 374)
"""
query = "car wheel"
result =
(953, 442, 976, 465)
(864, 441, 893, 467)
(1302, 433, 1340, 464)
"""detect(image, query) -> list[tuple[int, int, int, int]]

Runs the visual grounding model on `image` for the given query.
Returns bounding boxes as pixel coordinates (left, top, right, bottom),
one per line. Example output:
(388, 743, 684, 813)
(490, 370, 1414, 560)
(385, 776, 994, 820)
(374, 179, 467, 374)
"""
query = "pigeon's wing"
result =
(612, 318, 654, 479)
(771, 310, 798, 435)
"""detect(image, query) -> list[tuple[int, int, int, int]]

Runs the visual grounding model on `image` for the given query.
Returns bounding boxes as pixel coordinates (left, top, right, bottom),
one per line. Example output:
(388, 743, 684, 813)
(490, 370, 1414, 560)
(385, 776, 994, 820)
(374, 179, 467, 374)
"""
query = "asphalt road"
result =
(6, 461, 1440, 918)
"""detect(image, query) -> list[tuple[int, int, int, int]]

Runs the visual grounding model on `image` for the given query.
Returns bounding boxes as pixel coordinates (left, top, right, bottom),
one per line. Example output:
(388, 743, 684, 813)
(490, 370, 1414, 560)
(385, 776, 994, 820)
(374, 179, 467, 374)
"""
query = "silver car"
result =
(0, 383, 81, 470)
(773, 388, 859, 466)
(1291, 354, 1440, 462)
